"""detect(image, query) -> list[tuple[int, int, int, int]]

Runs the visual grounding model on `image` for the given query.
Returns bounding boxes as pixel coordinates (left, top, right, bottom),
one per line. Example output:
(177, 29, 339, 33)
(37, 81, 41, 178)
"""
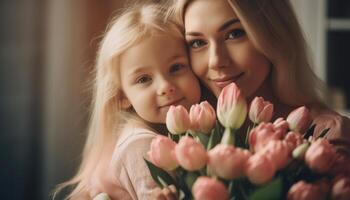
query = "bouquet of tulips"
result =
(145, 83, 350, 200)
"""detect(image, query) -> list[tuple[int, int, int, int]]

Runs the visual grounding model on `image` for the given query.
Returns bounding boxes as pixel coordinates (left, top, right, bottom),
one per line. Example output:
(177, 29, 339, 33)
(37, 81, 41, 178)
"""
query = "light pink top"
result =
(88, 124, 158, 200)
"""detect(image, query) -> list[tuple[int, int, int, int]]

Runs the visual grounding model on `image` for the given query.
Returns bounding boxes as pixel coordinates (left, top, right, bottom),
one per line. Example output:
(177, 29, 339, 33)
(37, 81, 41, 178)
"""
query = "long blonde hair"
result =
(54, 3, 183, 199)
(173, 0, 325, 106)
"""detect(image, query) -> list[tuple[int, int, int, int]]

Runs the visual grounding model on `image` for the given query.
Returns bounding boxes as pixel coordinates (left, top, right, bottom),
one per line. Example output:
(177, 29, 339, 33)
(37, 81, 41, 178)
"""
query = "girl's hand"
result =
(152, 185, 178, 200)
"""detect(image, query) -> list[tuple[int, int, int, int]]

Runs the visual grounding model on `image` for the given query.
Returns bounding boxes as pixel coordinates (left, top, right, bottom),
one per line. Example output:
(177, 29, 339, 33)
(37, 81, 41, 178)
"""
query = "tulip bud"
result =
(273, 117, 289, 137)
(166, 105, 191, 135)
(192, 177, 229, 200)
(245, 153, 276, 185)
(287, 181, 327, 200)
(248, 122, 283, 152)
(93, 193, 111, 200)
(261, 140, 291, 170)
(217, 83, 247, 130)
(189, 101, 216, 134)
(284, 131, 304, 151)
(305, 139, 337, 173)
(249, 97, 274, 124)
(331, 177, 350, 200)
(286, 106, 312, 133)
(175, 136, 207, 171)
(208, 144, 251, 179)
(148, 135, 178, 171)
(292, 142, 310, 159)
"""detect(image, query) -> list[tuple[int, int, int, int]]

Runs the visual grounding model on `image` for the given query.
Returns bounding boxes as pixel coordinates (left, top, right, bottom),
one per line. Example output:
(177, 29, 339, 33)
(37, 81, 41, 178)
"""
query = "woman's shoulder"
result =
(312, 108, 350, 156)
(312, 108, 350, 136)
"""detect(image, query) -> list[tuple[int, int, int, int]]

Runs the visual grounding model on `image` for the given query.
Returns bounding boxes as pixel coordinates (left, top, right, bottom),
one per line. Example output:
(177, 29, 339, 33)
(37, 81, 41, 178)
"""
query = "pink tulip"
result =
(287, 181, 327, 200)
(166, 105, 191, 135)
(284, 131, 304, 150)
(286, 106, 312, 133)
(305, 139, 337, 173)
(248, 122, 284, 152)
(330, 155, 350, 175)
(148, 135, 178, 171)
(261, 140, 291, 170)
(192, 176, 229, 200)
(208, 144, 251, 179)
(331, 176, 350, 200)
(245, 153, 276, 185)
(273, 117, 289, 137)
(217, 82, 247, 129)
(249, 97, 274, 124)
(189, 101, 216, 134)
(175, 136, 207, 171)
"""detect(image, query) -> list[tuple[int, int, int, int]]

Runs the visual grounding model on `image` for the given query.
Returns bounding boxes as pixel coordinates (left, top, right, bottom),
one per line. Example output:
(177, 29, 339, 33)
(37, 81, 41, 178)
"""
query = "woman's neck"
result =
(248, 79, 296, 120)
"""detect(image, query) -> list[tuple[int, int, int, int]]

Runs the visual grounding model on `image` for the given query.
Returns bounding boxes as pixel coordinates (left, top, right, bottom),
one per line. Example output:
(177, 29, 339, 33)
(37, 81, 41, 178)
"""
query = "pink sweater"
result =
(88, 124, 158, 200)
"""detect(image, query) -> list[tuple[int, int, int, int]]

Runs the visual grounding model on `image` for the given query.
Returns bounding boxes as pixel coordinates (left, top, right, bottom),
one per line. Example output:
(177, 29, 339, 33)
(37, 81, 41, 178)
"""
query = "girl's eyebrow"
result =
(127, 66, 149, 77)
(185, 18, 240, 36)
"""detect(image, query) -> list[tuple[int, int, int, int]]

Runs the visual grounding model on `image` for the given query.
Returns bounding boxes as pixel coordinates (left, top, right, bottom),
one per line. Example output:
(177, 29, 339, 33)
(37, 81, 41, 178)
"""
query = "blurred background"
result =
(0, 0, 349, 199)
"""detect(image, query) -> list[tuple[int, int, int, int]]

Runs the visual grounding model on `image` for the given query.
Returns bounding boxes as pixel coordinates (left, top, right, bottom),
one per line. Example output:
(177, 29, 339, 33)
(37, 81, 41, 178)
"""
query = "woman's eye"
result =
(169, 63, 185, 74)
(188, 39, 207, 49)
(227, 29, 246, 40)
(136, 75, 151, 84)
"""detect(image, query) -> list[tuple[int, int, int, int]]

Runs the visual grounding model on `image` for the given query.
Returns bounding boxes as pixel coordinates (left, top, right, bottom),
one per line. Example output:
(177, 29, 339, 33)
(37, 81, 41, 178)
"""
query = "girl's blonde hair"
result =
(173, 0, 325, 106)
(54, 3, 183, 199)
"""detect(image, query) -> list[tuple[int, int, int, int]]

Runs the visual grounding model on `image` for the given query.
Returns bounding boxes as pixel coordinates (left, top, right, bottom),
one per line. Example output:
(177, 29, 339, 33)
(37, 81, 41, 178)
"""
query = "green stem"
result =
(221, 128, 235, 146)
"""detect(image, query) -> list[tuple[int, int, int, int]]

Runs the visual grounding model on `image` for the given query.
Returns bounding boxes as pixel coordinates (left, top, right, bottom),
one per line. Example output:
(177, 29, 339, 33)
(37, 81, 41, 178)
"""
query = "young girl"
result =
(171, 0, 350, 156)
(154, 1, 350, 198)
(55, 3, 201, 200)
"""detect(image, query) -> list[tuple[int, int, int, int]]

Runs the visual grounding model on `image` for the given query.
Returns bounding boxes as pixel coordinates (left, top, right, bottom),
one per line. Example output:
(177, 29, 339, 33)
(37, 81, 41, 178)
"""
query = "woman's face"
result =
(184, 0, 271, 98)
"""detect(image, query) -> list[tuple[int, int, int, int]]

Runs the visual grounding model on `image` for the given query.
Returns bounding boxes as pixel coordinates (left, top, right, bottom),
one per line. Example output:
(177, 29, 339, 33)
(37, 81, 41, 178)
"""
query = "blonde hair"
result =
(54, 3, 183, 199)
(173, 0, 325, 106)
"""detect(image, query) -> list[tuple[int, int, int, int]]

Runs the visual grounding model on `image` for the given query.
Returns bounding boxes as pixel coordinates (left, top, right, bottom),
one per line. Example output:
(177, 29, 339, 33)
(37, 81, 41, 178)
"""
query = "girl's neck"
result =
(148, 123, 168, 136)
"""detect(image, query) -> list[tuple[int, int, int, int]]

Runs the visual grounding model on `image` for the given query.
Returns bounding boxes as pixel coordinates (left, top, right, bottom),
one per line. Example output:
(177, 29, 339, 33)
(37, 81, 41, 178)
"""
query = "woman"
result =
(173, 0, 350, 156)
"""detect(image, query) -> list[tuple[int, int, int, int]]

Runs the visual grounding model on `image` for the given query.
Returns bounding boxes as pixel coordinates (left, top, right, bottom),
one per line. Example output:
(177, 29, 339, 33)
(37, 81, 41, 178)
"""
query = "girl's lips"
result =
(212, 73, 244, 88)
(160, 98, 185, 108)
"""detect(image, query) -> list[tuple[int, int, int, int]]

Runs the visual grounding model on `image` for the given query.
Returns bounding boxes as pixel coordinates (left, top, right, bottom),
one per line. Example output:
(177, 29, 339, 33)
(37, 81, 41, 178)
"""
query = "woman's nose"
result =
(157, 78, 175, 96)
(208, 43, 230, 70)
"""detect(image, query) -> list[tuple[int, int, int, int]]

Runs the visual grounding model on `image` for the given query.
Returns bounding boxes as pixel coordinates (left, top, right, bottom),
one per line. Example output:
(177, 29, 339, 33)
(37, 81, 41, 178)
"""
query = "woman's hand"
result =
(151, 185, 178, 200)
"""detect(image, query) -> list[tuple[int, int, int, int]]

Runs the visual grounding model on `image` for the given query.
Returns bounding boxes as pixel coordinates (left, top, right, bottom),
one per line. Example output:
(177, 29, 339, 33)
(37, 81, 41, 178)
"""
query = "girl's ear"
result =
(119, 93, 132, 109)
(121, 98, 132, 109)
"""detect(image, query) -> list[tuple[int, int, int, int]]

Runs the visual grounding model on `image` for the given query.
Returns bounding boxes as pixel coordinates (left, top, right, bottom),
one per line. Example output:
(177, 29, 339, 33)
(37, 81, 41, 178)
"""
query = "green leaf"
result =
(207, 122, 223, 150)
(303, 124, 316, 139)
(144, 159, 176, 188)
(248, 176, 283, 200)
(197, 132, 210, 147)
(169, 133, 180, 143)
(185, 172, 199, 189)
(317, 128, 330, 139)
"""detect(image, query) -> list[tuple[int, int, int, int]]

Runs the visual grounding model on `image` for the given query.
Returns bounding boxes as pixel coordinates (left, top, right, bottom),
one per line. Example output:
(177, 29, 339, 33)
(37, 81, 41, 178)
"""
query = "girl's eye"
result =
(227, 29, 246, 40)
(136, 75, 151, 84)
(169, 63, 185, 74)
(188, 39, 207, 49)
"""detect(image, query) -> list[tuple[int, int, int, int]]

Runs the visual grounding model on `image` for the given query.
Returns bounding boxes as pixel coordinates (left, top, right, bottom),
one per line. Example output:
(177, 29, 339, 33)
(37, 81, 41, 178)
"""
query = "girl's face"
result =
(184, 0, 271, 98)
(119, 34, 201, 124)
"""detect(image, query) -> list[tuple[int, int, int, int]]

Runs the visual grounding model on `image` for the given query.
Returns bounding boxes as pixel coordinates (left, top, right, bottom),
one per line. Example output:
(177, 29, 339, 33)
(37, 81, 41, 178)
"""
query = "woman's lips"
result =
(212, 73, 244, 88)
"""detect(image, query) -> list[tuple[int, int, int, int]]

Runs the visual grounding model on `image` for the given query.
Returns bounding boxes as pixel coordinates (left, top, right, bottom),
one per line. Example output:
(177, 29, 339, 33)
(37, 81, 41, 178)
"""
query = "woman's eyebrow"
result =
(185, 18, 240, 36)
(218, 18, 240, 32)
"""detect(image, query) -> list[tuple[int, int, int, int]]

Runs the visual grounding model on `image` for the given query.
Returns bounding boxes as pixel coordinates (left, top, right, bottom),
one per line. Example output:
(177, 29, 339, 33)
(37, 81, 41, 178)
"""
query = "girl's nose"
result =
(157, 78, 175, 96)
(208, 43, 230, 70)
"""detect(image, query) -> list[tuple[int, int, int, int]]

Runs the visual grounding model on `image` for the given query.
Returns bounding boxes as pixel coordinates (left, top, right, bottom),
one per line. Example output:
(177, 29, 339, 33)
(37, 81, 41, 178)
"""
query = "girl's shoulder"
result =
(116, 124, 158, 148)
